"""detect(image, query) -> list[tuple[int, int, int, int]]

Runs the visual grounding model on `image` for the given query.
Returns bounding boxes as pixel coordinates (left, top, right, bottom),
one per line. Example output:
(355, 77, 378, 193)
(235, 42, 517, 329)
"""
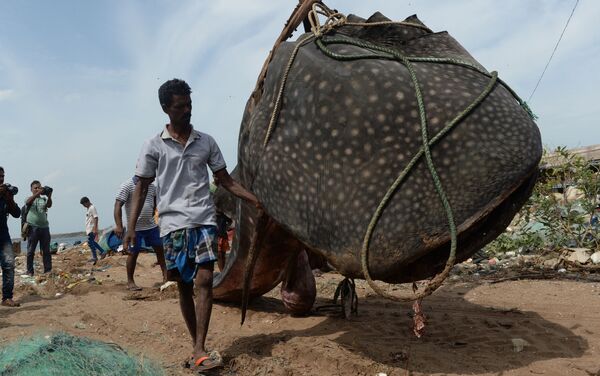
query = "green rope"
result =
(318, 36, 537, 121)
(314, 34, 499, 301)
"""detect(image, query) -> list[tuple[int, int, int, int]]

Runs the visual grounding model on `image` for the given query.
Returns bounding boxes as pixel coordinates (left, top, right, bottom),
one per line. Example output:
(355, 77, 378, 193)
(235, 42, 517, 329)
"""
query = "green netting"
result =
(0, 333, 164, 376)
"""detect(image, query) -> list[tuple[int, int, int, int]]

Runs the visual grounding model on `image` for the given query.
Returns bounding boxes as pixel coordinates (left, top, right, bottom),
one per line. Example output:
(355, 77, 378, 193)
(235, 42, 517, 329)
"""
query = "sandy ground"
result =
(1, 246, 600, 376)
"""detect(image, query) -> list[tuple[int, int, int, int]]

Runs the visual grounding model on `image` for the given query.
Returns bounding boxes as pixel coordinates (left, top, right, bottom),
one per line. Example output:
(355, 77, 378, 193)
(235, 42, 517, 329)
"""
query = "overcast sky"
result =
(0, 0, 597, 235)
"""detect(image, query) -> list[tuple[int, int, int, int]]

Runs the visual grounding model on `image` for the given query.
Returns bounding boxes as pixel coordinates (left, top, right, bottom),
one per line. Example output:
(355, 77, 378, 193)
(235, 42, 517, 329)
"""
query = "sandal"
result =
(185, 351, 223, 372)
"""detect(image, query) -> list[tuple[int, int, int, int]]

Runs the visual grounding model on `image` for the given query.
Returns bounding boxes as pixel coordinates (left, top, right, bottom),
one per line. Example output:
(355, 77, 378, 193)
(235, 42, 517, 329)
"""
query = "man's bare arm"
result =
(46, 191, 52, 208)
(123, 177, 153, 249)
(213, 169, 261, 209)
(114, 200, 125, 238)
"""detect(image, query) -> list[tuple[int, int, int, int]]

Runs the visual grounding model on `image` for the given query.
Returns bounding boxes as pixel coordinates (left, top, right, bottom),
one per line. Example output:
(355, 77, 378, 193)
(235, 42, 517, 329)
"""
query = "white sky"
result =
(0, 0, 597, 235)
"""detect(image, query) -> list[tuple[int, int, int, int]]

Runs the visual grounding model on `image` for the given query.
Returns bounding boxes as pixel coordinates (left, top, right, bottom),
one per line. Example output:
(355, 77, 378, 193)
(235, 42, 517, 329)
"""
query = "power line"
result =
(528, 0, 579, 102)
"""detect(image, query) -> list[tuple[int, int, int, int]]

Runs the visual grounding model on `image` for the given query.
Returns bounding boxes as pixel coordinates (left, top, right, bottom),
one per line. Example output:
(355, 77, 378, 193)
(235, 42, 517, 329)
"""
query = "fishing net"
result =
(0, 333, 164, 376)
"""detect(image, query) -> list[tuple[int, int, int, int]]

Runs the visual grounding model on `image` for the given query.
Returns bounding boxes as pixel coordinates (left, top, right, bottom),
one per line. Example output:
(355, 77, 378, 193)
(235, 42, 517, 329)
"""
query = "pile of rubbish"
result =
(450, 246, 600, 281)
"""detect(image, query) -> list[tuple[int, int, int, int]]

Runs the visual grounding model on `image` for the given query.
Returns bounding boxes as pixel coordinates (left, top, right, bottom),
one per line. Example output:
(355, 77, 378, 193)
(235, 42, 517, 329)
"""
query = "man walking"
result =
(80, 197, 104, 263)
(114, 176, 167, 290)
(0, 167, 21, 307)
(124, 79, 261, 372)
(25, 180, 52, 276)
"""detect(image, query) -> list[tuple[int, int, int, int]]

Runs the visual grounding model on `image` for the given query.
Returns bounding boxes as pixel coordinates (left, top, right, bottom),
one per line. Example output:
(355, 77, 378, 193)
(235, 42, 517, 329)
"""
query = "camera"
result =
(4, 184, 18, 195)
(41, 186, 53, 195)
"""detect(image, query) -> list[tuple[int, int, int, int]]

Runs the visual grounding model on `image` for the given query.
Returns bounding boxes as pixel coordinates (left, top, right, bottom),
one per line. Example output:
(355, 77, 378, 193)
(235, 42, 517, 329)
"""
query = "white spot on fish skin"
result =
(307, 93, 314, 103)
(320, 106, 329, 115)
(368, 94, 378, 103)
(322, 141, 329, 148)
(303, 73, 312, 82)
(352, 108, 362, 117)
(396, 91, 405, 100)
(331, 129, 339, 137)
(315, 154, 323, 160)
(305, 141, 312, 148)
(361, 169, 372, 179)
(350, 128, 359, 137)
(344, 148, 353, 156)
(334, 84, 342, 92)
(318, 81, 328, 90)
(377, 157, 386, 166)
(344, 97, 353, 107)
(377, 114, 386, 123)
(364, 143, 372, 152)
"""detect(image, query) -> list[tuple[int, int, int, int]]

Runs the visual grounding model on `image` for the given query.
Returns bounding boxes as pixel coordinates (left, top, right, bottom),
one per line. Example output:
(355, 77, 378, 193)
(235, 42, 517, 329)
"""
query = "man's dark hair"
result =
(158, 79, 192, 108)
(0, 166, 4, 173)
(80, 197, 90, 205)
(30, 180, 41, 188)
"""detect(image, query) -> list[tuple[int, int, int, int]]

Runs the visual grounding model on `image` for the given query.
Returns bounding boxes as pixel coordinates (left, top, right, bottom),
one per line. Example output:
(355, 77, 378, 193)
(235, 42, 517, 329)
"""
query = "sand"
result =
(0, 247, 598, 376)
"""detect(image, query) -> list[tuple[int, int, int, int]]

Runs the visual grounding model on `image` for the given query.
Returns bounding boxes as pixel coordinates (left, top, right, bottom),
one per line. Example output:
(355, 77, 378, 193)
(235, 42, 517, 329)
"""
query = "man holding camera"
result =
(0, 167, 21, 307)
(25, 180, 53, 276)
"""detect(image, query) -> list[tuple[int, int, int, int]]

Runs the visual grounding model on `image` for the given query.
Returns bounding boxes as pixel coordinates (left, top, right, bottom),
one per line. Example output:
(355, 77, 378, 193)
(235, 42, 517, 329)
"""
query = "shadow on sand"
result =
(225, 283, 587, 374)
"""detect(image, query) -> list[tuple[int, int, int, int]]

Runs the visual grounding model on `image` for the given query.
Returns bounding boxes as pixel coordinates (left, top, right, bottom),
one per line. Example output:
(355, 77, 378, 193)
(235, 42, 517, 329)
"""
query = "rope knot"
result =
(307, 3, 347, 37)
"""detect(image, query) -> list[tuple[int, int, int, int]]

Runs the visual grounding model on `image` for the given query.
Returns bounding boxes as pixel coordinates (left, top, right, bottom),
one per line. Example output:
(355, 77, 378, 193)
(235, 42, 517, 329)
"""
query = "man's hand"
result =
(214, 169, 264, 212)
(114, 225, 124, 239)
(123, 229, 136, 251)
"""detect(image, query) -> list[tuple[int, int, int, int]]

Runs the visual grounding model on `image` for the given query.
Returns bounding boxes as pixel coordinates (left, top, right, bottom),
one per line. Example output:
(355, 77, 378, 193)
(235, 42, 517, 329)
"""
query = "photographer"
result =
(25, 180, 53, 276)
(0, 167, 21, 307)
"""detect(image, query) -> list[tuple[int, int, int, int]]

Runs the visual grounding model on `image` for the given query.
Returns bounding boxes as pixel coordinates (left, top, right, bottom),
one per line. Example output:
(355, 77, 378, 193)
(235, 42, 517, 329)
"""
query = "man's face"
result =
(163, 94, 192, 127)
(31, 182, 42, 194)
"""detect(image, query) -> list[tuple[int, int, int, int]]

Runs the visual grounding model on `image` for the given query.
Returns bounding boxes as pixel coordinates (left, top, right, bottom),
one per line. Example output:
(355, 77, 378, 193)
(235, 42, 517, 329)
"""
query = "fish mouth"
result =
(375, 168, 539, 284)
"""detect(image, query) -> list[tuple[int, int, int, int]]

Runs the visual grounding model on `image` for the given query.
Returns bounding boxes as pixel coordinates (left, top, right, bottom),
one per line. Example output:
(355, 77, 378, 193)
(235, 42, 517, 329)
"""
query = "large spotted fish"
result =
(213, 3, 542, 314)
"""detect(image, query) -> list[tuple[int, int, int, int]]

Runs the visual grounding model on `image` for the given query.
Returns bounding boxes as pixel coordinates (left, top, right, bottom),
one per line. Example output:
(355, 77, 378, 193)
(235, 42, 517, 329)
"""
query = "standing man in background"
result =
(114, 176, 167, 290)
(0, 167, 21, 307)
(25, 180, 52, 276)
(80, 197, 104, 263)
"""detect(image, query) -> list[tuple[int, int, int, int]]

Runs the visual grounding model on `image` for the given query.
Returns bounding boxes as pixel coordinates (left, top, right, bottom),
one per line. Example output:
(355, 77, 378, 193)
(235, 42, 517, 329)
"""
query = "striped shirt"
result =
(116, 178, 158, 231)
